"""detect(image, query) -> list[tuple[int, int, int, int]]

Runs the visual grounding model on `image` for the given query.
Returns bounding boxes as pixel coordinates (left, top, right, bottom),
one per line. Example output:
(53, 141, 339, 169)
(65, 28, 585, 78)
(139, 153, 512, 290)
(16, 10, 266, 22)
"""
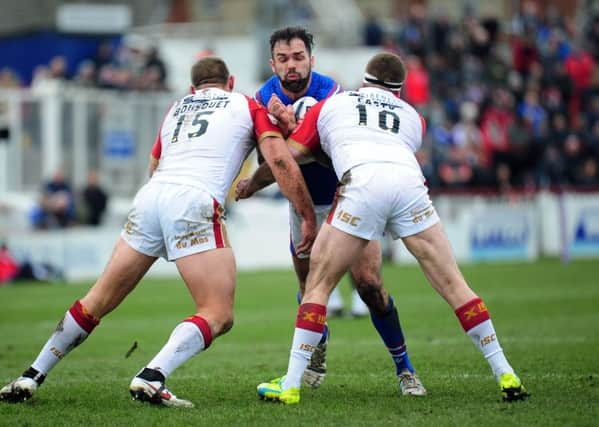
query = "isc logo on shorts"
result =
(336, 209, 361, 226)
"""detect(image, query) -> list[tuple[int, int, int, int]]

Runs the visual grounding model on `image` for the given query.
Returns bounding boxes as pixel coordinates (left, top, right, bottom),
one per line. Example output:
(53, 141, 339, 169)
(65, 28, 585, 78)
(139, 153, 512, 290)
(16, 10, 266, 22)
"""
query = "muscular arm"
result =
(258, 135, 316, 253)
(235, 144, 317, 200)
(236, 161, 276, 199)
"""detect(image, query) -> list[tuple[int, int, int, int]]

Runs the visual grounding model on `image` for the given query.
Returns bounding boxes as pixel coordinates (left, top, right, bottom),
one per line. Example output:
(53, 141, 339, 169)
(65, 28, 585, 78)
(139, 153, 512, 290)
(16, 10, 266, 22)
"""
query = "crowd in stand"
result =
(364, 1, 599, 192)
(28, 170, 108, 230)
(0, 39, 168, 92)
(2, 1, 599, 198)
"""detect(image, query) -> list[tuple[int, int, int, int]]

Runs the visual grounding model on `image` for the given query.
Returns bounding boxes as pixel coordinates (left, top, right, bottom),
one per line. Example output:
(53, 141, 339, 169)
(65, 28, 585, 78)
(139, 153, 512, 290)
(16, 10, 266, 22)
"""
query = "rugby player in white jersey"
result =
(0, 56, 316, 408)
(256, 52, 529, 404)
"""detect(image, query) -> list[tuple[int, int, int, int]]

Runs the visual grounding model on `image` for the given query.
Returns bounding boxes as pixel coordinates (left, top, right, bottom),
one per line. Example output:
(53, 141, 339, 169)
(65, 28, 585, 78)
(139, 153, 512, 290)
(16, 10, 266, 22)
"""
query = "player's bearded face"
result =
(281, 67, 311, 93)
(272, 39, 313, 94)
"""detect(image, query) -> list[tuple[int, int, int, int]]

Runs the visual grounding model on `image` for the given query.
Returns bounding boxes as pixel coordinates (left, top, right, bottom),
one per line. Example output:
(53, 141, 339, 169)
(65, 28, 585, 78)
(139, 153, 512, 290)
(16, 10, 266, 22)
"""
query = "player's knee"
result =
(351, 267, 380, 287)
(355, 283, 387, 315)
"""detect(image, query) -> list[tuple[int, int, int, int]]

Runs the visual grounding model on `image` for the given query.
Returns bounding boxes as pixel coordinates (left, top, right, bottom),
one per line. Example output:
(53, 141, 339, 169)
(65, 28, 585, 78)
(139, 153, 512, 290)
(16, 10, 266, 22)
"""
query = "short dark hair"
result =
(269, 26, 314, 57)
(191, 56, 229, 87)
(365, 52, 406, 89)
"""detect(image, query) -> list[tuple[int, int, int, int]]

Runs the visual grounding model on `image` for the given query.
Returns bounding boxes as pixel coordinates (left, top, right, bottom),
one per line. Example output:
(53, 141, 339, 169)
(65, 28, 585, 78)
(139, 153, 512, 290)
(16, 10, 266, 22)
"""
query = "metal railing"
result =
(0, 84, 173, 196)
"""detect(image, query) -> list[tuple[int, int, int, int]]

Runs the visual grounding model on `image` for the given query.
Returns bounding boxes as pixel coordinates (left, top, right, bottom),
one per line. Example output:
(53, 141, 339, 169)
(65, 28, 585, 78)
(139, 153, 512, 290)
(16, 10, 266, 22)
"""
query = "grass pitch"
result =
(1, 258, 598, 426)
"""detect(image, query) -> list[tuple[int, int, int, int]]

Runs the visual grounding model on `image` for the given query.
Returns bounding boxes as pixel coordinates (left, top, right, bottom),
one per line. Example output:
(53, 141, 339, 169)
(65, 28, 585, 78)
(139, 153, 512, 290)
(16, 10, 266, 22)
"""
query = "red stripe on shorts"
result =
(212, 199, 224, 248)
(326, 186, 341, 224)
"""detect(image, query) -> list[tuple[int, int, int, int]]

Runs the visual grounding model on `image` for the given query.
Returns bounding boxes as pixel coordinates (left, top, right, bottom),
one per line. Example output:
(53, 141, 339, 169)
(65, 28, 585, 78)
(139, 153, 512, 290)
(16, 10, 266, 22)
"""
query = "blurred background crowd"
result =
(0, 0, 598, 229)
(0, 39, 168, 92)
(361, 1, 599, 192)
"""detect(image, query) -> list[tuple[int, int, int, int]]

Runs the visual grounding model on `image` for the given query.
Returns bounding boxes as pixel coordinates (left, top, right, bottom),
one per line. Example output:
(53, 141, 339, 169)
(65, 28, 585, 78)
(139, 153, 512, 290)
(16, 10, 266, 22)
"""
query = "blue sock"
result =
(370, 297, 414, 374)
(297, 290, 328, 344)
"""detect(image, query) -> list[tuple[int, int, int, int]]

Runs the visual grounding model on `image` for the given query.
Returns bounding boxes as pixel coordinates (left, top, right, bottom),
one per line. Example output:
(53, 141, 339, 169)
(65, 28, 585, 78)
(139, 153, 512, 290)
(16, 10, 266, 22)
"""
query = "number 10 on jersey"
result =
(355, 104, 400, 134)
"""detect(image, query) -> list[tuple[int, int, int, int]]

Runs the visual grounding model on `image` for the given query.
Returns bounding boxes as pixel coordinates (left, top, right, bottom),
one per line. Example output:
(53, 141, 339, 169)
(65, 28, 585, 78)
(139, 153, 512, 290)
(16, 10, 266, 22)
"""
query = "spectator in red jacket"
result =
(564, 45, 595, 126)
(0, 243, 19, 284)
(480, 88, 515, 167)
(403, 55, 430, 107)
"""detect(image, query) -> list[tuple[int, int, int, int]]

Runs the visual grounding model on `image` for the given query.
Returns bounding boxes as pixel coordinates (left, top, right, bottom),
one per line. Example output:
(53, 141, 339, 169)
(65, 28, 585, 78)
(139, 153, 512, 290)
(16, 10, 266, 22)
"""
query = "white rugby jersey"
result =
(289, 87, 426, 179)
(150, 88, 281, 204)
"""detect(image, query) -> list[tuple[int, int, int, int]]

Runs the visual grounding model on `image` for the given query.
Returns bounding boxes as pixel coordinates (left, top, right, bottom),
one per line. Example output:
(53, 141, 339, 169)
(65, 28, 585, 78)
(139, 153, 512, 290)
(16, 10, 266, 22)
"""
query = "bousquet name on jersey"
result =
(173, 95, 231, 116)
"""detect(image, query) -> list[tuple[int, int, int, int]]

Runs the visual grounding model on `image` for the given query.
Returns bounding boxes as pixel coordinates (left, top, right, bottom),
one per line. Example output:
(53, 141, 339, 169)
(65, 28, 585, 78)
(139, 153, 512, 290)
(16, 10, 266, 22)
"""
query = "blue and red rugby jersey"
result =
(256, 71, 341, 205)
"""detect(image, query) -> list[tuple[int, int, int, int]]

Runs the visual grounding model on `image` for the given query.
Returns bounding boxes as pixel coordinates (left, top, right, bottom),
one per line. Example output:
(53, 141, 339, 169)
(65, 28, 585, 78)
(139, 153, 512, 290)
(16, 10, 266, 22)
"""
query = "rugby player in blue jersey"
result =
(255, 28, 352, 318)
(242, 27, 426, 395)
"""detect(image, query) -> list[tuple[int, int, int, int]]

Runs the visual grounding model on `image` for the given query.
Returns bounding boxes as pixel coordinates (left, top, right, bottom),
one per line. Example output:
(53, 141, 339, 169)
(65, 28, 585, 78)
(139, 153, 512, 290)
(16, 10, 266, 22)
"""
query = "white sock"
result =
(31, 311, 91, 375)
(146, 321, 207, 378)
(282, 328, 323, 390)
(465, 319, 514, 380)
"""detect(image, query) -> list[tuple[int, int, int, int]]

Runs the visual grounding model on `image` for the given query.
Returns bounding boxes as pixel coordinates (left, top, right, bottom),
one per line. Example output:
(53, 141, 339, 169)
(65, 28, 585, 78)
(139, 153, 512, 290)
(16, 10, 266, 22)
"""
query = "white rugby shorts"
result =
(289, 203, 332, 259)
(326, 163, 439, 241)
(121, 181, 229, 261)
